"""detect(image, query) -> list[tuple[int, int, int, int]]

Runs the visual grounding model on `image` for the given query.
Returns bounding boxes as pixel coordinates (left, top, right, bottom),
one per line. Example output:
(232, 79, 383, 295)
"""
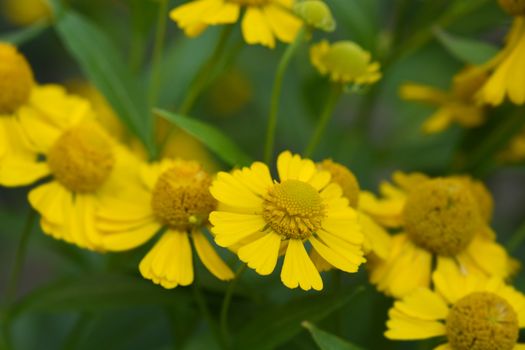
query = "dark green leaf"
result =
(0, 21, 48, 45)
(155, 108, 252, 167)
(433, 27, 498, 65)
(303, 321, 365, 350)
(235, 286, 365, 350)
(53, 11, 155, 156)
(8, 272, 192, 319)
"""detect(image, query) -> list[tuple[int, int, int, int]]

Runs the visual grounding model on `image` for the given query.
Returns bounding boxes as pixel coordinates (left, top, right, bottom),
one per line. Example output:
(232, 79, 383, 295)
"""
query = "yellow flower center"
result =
(403, 178, 480, 256)
(227, 0, 269, 6)
(262, 179, 325, 240)
(0, 43, 34, 114)
(294, 0, 336, 32)
(498, 0, 525, 16)
(48, 123, 115, 193)
(446, 292, 519, 350)
(323, 41, 370, 79)
(318, 160, 360, 208)
(151, 161, 216, 231)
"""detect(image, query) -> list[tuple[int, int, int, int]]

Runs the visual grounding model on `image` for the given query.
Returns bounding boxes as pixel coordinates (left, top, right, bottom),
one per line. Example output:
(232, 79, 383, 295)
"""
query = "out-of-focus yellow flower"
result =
(2, 0, 50, 26)
(479, 17, 525, 105)
(169, 0, 302, 48)
(207, 69, 252, 117)
(500, 127, 525, 163)
(360, 172, 514, 298)
(385, 262, 525, 349)
(294, 0, 335, 32)
(400, 67, 488, 134)
(96, 159, 234, 288)
(310, 40, 381, 85)
(209, 151, 365, 291)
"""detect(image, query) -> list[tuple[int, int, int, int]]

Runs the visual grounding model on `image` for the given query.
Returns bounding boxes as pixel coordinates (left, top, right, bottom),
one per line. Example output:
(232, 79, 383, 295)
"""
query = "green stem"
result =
(5, 209, 37, 303)
(178, 25, 234, 116)
(304, 84, 342, 157)
(506, 221, 525, 254)
(220, 264, 246, 348)
(148, 0, 169, 108)
(193, 280, 226, 350)
(263, 28, 307, 164)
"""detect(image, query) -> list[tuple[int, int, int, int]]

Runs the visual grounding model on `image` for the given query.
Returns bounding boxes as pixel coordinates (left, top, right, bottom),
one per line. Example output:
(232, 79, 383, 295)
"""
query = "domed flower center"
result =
(323, 42, 370, 78)
(0, 43, 34, 114)
(228, 0, 269, 6)
(262, 179, 325, 240)
(498, 0, 525, 16)
(403, 178, 480, 256)
(48, 123, 114, 193)
(446, 292, 519, 350)
(318, 160, 360, 208)
(151, 162, 217, 231)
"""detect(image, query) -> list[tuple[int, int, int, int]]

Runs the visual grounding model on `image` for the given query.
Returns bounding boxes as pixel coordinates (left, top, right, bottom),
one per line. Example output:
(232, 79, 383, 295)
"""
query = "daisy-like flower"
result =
(479, 16, 525, 105)
(360, 171, 514, 298)
(169, 0, 302, 48)
(385, 260, 525, 350)
(400, 67, 488, 134)
(310, 40, 381, 85)
(95, 159, 234, 288)
(209, 151, 366, 291)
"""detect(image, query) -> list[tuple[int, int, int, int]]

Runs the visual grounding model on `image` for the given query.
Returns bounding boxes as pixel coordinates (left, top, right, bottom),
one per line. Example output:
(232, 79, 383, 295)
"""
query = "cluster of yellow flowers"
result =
(2, 0, 525, 349)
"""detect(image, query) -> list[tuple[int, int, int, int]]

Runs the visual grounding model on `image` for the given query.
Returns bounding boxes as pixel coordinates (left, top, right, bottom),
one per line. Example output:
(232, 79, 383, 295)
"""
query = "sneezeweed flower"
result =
(360, 172, 513, 297)
(310, 40, 381, 86)
(209, 151, 366, 291)
(169, 0, 302, 48)
(96, 159, 234, 288)
(294, 0, 335, 32)
(385, 260, 525, 350)
(400, 67, 488, 134)
(479, 16, 525, 105)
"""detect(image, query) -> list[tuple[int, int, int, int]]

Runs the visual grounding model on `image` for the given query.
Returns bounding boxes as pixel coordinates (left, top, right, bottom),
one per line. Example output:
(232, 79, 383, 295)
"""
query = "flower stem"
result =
(506, 220, 525, 254)
(263, 28, 307, 164)
(304, 84, 342, 157)
(220, 264, 246, 348)
(178, 25, 234, 116)
(148, 0, 169, 109)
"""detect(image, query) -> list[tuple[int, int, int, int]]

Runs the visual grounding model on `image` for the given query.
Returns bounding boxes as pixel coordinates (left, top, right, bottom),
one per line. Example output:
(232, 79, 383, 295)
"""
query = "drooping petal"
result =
(280, 239, 323, 291)
(242, 7, 276, 48)
(237, 231, 281, 275)
(210, 211, 266, 247)
(192, 230, 234, 280)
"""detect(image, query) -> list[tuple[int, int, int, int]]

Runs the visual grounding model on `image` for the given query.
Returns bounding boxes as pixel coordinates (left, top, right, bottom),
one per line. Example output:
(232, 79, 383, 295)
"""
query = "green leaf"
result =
(433, 27, 499, 65)
(53, 10, 155, 156)
(8, 273, 192, 319)
(155, 108, 252, 167)
(235, 286, 365, 350)
(303, 321, 365, 350)
(0, 21, 48, 45)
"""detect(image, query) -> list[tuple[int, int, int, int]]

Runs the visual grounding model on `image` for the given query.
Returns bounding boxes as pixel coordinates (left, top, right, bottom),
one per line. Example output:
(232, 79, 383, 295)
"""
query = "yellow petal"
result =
(309, 236, 362, 273)
(231, 162, 273, 196)
(433, 257, 482, 304)
(242, 8, 275, 48)
(263, 4, 301, 43)
(315, 230, 365, 267)
(309, 247, 333, 272)
(385, 309, 446, 340)
(210, 171, 264, 210)
(394, 288, 449, 321)
(422, 108, 453, 134)
(433, 344, 452, 350)
(28, 181, 70, 225)
(100, 220, 161, 252)
(0, 156, 50, 187)
(237, 232, 281, 275)
(210, 211, 266, 247)
(463, 236, 511, 278)
(280, 239, 323, 291)
(192, 230, 234, 280)
(358, 212, 391, 259)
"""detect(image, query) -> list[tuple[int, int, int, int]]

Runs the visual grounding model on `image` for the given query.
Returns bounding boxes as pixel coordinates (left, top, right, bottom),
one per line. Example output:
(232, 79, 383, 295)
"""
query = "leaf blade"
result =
(303, 321, 366, 350)
(433, 27, 499, 65)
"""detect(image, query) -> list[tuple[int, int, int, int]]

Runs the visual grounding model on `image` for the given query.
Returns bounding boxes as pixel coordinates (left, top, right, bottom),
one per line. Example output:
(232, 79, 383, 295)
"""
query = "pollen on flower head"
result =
(48, 123, 115, 193)
(451, 176, 494, 223)
(403, 178, 481, 256)
(294, 0, 336, 32)
(151, 161, 216, 231)
(446, 292, 519, 350)
(263, 179, 325, 240)
(318, 160, 359, 208)
(0, 42, 34, 114)
(498, 0, 525, 16)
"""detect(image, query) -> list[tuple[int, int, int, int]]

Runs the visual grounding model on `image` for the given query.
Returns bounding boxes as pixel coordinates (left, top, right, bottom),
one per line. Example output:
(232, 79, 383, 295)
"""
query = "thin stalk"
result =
(304, 84, 343, 157)
(263, 27, 306, 164)
(148, 0, 169, 108)
(220, 264, 246, 348)
(178, 25, 234, 116)
(5, 209, 37, 303)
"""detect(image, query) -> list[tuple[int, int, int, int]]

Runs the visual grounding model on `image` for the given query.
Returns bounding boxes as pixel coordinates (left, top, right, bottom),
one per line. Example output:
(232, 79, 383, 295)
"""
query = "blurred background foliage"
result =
(1, 0, 524, 349)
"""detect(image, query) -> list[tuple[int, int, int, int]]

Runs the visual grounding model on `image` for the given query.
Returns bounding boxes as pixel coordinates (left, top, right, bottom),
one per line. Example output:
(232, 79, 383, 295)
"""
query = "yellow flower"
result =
(310, 40, 381, 85)
(294, 0, 335, 32)
(169, 0, 302, 48)
(385, 260, 525, 350)
(1, 0, 50, 26)
(400, 67, 488, 134)
(479, 17, 525, 105)
(360, 172, 514, 298)
(95, 159, 234, 288)
(209, 151, 365, 291)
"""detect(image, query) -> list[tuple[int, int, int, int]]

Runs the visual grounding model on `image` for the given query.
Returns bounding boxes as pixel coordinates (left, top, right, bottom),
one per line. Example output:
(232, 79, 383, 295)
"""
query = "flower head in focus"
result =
(310, 40, 381, 86)
(169, 0, 302, 48)
(209, 151, 365, 291)
(386, 261, 525, 350)
(359, 172, 514, 297)
(95, 159, 234, 288)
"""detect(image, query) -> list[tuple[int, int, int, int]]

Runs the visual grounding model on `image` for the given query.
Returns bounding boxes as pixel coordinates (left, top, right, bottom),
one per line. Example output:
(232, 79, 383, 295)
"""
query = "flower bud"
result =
(294, 0, 336, 32)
